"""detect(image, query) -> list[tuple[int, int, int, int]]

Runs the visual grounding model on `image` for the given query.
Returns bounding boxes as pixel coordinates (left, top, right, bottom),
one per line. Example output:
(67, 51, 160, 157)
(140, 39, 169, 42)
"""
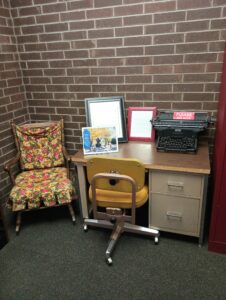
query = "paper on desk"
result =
(130, 110, 153, 138)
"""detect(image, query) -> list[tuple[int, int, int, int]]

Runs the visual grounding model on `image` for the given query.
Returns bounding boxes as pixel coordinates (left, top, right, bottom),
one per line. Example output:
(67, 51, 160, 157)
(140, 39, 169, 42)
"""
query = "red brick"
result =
(124, 36, 151, 46)
(154, 11, 185, 24)
(115, 26, 142, 37)
(117, 66, 143, 75)
(36, 14, 59, 24)
(88, 28, 114, 39)
(186, 31, 219, 42)
(187, 8, 221, 20)
(178, 0, 212, 10)
(97, 38, 122, 48)
(86, 8, 113, 19)
(185, 53, 218, 63)
(70, 20, 94, 31)
(43, 3, 66, 13)
(117, 85, 143, 92)
(174, 64, 205, 73)
(118, 4, 142, 16)
(145, 23, 174, 35)
(90, 49, 115, 58)
(99, 76, 124, 84)
(144, 65, 173, 74)
(177, 21, 209, 32)
(154, 33, 184, 45)
(145, 1, 176, 13)
(39, 33, 62, 42)
(91, 67, 115, 75)
(154, 55, 183, 65)
(98, 58, 124, 66)
(61, 11, 85, 22)
(67, 0, 93, 10)
(95, 0, 122, 8)
(144, 84, 172, 92)
(11, 0, 33, 7)
(125, 56, 152, 66)
(126, 75, 152, 84)
(153, 93, 182, 101)
(153, 74, 182, 83)
(117, 47, 143, 57)
(145, 45, 174, 56)
(19, 6, 41, 16)
(45, 23, 68, 33)
(124, 14, 152, 26)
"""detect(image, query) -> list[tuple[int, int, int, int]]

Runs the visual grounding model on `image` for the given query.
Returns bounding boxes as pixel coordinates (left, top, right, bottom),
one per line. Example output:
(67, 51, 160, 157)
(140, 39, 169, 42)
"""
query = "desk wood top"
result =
(71, 141, 210, 175)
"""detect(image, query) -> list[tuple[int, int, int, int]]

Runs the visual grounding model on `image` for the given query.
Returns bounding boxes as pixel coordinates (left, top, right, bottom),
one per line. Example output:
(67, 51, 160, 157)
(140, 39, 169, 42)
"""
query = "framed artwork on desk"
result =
(127, 107, 157, 142)
(85, 96, 127, 143)
(82, 126, 118, 155)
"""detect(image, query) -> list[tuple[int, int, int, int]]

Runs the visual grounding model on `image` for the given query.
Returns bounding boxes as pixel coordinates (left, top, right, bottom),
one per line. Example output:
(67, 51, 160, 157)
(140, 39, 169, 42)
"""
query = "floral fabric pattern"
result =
(15, 122, 64, 170)
(9, 168, 73, 211)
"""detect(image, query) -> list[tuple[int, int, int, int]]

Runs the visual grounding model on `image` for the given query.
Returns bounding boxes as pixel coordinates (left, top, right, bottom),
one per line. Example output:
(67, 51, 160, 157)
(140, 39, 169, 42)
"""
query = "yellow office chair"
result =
(84, 157, 159, 265)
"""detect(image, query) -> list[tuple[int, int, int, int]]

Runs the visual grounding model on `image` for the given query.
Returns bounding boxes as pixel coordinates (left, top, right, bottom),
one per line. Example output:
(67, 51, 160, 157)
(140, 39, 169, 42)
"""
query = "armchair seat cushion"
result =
(9, 167, 73, 211)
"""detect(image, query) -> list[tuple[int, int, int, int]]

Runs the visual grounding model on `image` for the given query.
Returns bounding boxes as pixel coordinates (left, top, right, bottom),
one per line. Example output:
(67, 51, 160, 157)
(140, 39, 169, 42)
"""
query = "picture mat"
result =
(89, 101, 123, 138)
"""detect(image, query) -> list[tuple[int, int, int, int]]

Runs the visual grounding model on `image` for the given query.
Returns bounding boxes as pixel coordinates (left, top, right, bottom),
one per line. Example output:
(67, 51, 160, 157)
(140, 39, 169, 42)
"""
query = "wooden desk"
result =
(72, 141, 210, 245)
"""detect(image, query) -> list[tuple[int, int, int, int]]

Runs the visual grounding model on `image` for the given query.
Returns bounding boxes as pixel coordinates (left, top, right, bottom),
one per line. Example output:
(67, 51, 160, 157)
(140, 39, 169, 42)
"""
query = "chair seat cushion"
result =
(89, 185, 148, 209)
(9, 167, 73, 211)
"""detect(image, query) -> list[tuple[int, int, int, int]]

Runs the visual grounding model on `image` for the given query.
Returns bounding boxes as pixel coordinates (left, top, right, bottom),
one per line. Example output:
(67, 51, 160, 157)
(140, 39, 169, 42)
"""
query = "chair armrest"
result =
(4, 152, 21, 185)
(62, 146, 72, 178)
(62, 146, 71, 163)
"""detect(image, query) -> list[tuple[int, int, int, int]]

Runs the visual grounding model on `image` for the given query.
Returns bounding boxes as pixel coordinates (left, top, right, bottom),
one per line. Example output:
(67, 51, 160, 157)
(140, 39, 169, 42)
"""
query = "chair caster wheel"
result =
(106, 257, 113, 265)
(83, 224, 88, 232)
(154, 237, 159, 245)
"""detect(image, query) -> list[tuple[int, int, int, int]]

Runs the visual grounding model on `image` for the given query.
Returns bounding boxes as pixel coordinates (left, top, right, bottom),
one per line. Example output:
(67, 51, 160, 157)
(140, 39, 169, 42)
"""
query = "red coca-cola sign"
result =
(173, 111, 195, 120)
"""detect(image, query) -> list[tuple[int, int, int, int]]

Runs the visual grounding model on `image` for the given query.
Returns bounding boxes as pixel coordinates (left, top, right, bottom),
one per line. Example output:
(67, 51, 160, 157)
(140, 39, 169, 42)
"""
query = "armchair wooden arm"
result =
(62, 146, 72, 178)
(4, 152, 21, 185)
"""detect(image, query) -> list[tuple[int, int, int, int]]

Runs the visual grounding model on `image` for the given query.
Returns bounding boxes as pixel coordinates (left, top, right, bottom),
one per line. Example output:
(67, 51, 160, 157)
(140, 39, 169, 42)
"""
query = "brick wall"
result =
(1, 0, 226, 200)
(10, 0, 226, 153)
(0, 0, 29, 200)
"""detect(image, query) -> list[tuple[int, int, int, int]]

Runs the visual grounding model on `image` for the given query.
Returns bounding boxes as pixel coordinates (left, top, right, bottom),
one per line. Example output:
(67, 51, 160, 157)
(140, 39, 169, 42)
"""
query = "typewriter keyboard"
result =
(157, 136, 197, 152)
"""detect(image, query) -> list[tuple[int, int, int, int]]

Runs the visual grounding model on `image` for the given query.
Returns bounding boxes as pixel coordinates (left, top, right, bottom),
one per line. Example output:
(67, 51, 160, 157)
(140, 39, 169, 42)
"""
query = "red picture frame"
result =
(127, 107, 157, 142)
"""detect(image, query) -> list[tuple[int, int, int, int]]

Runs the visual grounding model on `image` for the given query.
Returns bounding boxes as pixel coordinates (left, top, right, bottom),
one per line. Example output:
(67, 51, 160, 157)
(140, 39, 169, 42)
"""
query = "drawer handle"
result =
(167, 181, 184, 191)
(166, 211, 182, 220)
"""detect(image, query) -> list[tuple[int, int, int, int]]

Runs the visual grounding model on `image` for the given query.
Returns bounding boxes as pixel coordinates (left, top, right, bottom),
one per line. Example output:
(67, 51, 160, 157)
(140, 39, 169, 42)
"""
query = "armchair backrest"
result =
(87, 157, 146, 193)
(12, 120, 65, 170)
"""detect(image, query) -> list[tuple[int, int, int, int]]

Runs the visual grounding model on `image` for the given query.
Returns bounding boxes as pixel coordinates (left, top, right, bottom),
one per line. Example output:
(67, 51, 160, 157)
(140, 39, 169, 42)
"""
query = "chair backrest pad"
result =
(87, 157, 146, 193)
(13, 120, 64, 170)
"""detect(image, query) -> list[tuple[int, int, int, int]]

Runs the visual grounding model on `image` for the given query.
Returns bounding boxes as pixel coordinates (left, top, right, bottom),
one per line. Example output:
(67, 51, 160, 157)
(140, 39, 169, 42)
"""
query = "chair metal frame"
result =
(84, 159, 160, 265)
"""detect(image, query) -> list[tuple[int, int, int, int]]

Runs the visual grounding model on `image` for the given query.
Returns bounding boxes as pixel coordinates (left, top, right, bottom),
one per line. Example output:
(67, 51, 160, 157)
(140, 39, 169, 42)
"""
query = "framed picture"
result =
(82, 126, 118, 155)
(85, 96, 127, 143)
(127, 107, 157, 142)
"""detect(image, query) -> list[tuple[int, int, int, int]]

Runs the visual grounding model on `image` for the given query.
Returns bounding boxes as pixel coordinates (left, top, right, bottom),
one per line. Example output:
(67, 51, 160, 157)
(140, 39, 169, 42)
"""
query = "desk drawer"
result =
(151, 171, 202, 198)
(149, 194, 200, 236)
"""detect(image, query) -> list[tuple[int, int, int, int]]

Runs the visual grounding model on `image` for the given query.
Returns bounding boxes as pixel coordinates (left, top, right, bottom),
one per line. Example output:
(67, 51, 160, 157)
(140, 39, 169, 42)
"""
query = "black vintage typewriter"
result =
(152, 111, 210, 153)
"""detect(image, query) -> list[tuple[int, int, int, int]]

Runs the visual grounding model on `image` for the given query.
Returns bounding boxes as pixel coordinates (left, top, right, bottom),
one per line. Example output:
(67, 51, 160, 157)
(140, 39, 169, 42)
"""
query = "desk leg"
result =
(76, 164, 89, 219)
(199, 174, 209, 247)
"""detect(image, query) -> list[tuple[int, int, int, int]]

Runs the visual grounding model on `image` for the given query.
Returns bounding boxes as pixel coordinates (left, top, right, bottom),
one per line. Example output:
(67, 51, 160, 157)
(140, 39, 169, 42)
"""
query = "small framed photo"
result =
(85, 96, 127, 143)
(82, 126, 118, 155)
(128, 107, 157, 142)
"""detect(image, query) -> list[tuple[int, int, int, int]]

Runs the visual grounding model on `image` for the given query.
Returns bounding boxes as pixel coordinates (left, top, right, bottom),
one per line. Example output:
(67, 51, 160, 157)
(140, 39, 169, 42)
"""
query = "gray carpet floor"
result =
(0, 205, 226, 300)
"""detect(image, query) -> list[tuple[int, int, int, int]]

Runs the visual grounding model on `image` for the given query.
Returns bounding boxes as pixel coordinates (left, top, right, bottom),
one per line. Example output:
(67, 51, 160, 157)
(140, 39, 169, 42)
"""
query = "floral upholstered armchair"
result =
(4, 119, 76, 233)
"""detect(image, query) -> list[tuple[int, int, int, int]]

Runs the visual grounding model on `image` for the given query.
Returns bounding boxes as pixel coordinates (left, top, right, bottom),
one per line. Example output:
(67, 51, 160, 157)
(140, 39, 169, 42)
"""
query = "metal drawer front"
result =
(151, 171, 202, 198)
(150, 194, 200, 236)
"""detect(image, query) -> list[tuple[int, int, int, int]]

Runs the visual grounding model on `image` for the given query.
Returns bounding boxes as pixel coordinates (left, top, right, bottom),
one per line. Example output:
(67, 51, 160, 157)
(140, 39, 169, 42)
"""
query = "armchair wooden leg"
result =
(68, 203, 76, 224)
(15, 212, 22, 234)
